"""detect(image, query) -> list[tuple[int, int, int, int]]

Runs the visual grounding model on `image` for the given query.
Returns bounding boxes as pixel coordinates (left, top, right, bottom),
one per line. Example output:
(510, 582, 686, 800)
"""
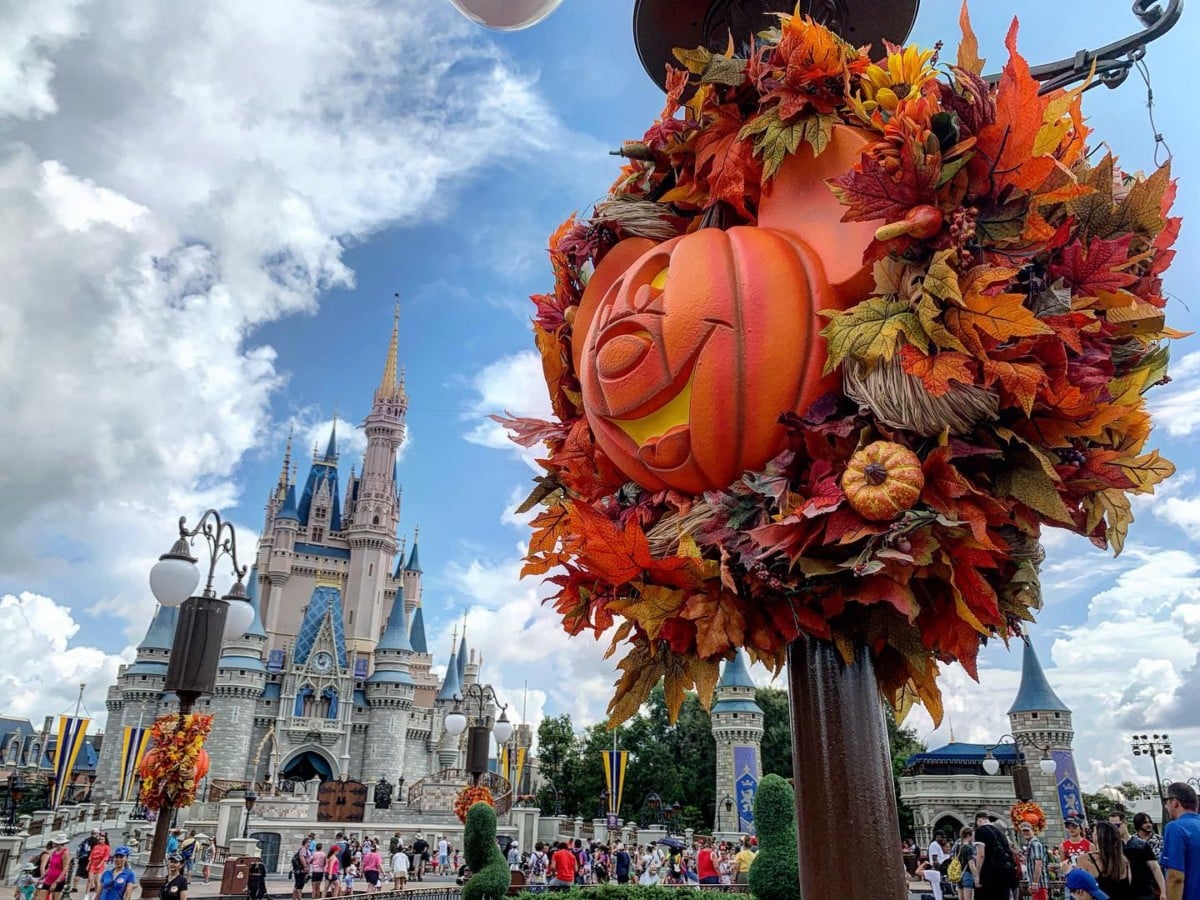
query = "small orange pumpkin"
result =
(842, 441, 925, 521)
(194, 748, 210, 781)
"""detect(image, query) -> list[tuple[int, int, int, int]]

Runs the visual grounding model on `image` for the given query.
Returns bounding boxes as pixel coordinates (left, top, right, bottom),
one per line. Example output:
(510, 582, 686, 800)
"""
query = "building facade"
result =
(94, 309, 491, 801)
(900, 635, 1080, 849)
(710, 650, 763, 836)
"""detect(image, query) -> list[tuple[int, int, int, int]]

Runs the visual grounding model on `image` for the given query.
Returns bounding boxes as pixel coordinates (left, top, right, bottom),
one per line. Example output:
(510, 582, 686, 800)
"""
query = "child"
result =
(200, 842, 215, 885)
(15, 863, 36, 900)
(341, 861, 357, 895)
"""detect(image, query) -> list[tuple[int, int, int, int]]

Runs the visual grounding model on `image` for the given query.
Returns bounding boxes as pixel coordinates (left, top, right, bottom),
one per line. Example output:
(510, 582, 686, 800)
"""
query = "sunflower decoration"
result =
(1011, 801, 1048, 833)
(503, 5, 1182, 727)
(454, 785, 495, 824)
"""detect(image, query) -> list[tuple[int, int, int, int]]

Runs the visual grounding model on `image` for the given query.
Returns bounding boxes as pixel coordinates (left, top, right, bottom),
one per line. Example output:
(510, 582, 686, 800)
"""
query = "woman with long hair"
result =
(1076, 820, 1134, 900)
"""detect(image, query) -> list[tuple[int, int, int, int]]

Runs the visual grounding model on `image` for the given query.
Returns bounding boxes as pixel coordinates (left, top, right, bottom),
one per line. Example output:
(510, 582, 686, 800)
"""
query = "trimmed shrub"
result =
(463, 801, 510, 900)
(748, 773, 800, 900)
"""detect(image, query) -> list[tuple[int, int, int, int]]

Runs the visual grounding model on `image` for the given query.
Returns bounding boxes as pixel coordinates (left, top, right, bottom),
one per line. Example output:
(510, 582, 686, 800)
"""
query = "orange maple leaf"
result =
(944, 285, 1052, 356)
(680, 589, 748, 658)
(695, 103, 762, 218)
(982, 359, 1047, 415)
(899, 345, 977, 396)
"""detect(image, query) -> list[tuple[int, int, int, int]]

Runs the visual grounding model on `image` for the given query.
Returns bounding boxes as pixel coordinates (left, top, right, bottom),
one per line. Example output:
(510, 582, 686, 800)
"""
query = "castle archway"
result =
(279, 747, 336, 783)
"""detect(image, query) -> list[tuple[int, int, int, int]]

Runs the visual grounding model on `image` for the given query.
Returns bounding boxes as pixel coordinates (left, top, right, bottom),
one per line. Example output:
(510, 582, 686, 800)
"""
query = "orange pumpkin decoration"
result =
(842, 441, 925, 521)
(139, 746, 210, 781)
(573, 124, 880, 494)
(194, 748, 210, 781)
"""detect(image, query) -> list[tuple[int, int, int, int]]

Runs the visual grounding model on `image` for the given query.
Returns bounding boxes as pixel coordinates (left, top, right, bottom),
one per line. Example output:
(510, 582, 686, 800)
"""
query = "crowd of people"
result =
(907, 781, 1200, 900)
(289, 831, 466, 898)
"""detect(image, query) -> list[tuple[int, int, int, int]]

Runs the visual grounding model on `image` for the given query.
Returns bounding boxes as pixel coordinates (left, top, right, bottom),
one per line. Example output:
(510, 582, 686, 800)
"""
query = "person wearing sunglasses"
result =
(1162, 782, 1200, 900)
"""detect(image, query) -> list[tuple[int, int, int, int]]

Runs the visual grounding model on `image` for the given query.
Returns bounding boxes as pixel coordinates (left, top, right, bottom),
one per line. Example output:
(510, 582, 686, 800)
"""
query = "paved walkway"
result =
(158, 874, 461, 898)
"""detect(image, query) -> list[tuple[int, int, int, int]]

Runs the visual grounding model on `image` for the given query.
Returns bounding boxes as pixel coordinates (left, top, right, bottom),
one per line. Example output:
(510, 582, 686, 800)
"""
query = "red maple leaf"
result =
(1048, 234, 1138, 294)
(828, 141, 937, 224)
(694, 103, 762, 218)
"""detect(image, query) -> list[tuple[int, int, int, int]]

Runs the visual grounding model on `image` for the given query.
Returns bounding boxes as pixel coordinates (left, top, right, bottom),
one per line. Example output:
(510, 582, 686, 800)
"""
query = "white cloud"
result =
(1151, 351, 1200, 438)
(463, 350, 554, 468)
(0, 592, 131, 727)
(0, 1, 573, 635)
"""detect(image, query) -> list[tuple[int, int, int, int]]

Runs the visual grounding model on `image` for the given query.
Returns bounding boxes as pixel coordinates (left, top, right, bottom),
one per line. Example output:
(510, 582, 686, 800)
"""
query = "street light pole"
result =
(1131, 734, 1173, 826)
(141, 510, 248, 898)
(242, 792, 257, 839)
(442, 684, 513, 787)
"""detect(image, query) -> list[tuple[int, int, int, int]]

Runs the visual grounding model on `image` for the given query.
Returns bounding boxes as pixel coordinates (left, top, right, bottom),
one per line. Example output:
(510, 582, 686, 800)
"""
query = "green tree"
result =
(886, 708, 926, 839)
(462, 802, 509, 900)
(756, 687, 793, 778)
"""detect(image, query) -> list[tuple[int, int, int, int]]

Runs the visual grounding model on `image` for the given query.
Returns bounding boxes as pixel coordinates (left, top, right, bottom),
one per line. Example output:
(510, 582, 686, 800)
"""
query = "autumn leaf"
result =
(1066, 155, 1117, 240)
(490, 413, 570, 449)
(680, 590, 748, 658)
(899, 345, 976, 396)
(982, 359, 1047, 415)
(819, 297, 930, 373)
(608, 584, 688, 642)
(1117, 450, 1175, 494)
(607, 639, 666, 727)
(956, 1, 986, 74)
(995, 454, 1074, 525)
(695, 103, 763, 218)
(828, 141, 937, 224)
(1113, 162, 1172, 237)
(1083, 489, 1133, 555)
(672, 46, 746, 87)
(1049, 234, 1138, 294)
(943, 287, 1052, 356)
(739, 109, 833, 179)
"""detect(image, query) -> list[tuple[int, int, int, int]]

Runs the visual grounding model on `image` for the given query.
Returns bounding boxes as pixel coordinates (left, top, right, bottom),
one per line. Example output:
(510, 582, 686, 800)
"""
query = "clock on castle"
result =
(93, 302, 500, 798)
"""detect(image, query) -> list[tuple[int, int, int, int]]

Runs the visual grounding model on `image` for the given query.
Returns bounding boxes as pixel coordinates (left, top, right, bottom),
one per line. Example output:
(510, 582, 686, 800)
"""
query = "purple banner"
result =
(733, 745, 759, 833)
(1051, 749, 1085, 822)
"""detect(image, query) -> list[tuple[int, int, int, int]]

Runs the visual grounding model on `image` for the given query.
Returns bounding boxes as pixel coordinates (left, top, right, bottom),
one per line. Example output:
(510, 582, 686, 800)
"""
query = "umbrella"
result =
(194, 834, 211, 842)
(656, 836, 686, 851)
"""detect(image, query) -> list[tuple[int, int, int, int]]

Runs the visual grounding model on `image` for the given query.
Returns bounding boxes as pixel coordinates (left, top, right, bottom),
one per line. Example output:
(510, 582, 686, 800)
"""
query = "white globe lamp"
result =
(493, 709, 514, 744)
(149, 538, 200, 607)
(982, 753, 1000, 776)
(446, 0, 563, 30)
(221, 580, 256, 640)
(445, 707, 468, 736)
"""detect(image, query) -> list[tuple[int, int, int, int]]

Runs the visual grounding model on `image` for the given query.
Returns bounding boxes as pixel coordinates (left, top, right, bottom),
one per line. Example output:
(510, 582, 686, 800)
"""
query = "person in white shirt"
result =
(928, 832, 948, 869)
(390, 848, 408, 891)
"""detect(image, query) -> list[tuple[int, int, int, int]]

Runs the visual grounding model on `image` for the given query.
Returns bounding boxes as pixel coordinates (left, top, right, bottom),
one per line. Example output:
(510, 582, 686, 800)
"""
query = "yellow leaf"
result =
(956, 1, 986, 74)
(608, 584, 688, 642)
(1083, 489, 1132, 555)
(1119, 450, 1175, 494)
(819, 297, 930, 374)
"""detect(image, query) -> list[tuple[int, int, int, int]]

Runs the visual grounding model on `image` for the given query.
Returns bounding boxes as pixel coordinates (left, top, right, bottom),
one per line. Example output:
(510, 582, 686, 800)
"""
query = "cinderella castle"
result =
(93, 308, 509, 801)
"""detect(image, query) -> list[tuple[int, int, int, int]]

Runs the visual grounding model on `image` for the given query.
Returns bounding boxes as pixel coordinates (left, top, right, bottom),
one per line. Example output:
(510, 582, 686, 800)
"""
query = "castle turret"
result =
(264, 482, 300, 634)
(400, 529, 423, 613)
(1009, 634, 1076, 848)
(363, 586, 415, 781)
(209, 569, 268, 782)
(710, 650, 763, 835)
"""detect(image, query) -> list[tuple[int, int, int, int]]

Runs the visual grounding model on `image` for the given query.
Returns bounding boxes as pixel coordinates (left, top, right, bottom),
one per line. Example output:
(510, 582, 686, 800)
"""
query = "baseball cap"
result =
(1065, 868, 1109, 900)
(113, 846, 132, 858)
(1065, 816, 1083, 827)
(167, 854, 182, 863)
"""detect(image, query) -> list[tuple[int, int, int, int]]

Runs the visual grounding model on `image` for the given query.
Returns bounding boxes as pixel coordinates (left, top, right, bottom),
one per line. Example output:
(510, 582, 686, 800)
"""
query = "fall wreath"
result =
(454, 785, 495, 823)
(502, 5, 1181, 724)
(138, 713, 214, 810)
(1011, 801, 1048, 833)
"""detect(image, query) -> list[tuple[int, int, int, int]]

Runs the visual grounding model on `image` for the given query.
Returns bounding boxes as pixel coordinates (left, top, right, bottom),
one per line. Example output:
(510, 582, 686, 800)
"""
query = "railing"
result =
(405, 768, 513, 816)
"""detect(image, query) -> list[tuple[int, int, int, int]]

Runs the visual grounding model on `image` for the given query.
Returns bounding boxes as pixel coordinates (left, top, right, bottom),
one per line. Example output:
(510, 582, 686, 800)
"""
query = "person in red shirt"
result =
(696, 839, 720, 885)
(549, 842, 576, 888)
(1061, 817, 1094, 866)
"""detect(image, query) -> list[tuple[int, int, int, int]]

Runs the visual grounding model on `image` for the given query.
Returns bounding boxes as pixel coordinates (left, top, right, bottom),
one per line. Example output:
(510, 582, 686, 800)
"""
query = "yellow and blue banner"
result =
(514, 747, 527, 795)
(601, 749, 628, 816)
(119, 726, 153, 801)
(51, 716, 90, 808)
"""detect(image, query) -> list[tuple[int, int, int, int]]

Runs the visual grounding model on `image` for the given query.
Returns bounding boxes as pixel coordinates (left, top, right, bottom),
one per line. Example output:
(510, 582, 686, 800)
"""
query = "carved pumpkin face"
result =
(579, 226, 843, 493)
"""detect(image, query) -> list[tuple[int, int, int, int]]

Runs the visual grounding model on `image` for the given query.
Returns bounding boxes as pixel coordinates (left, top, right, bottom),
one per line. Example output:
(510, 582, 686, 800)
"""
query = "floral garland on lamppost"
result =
(504, 5, 1181, 726)
(1011, 800, 1047, 834)
(454, 785, 494, 823)
(138, 713, 214, 811)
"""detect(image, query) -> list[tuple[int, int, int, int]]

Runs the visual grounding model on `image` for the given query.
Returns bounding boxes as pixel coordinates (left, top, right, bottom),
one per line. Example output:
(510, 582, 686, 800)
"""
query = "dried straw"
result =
(646, 502, 717, 557)
(843, 357, 999, 437)
(590, 197, 681, 241)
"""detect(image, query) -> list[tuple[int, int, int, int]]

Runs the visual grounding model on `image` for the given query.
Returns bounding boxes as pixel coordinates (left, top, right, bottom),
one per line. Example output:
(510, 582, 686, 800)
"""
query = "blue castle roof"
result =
(138, 604, 178, 651)
(244, 567, 266, 639)
(436, 650, 462, 702)
(409, 606, 428, 654)
(718, 649, 755, 689)
(906, 742, 1022, 767)
(375, 586, 412, 653)
(1008, 635, 1070, 714)
(293, 585, 349, 669)
(456, 633, 467, 681)
(277, 483, 300, 521)
(405, 540, 421, 573)
(298, 460, 342, 531)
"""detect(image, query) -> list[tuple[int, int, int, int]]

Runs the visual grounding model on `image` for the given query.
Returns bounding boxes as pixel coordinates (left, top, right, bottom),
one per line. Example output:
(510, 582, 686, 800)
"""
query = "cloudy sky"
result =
(1, 0, 1197, 791)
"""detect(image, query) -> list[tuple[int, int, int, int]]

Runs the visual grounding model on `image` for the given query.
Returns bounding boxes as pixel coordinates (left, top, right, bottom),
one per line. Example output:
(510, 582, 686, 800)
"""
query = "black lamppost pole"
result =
(1131, 733, 1173, 825)
(719, 794, 733, 834)
(141, 511, 250, 897)
(442, 684, 514, 786)
(242, 791, 257, 839)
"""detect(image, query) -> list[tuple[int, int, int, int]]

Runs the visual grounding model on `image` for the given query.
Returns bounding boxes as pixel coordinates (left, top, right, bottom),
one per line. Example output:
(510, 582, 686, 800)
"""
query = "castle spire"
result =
(279, 425, 294, 489)
(405, 526, 422, 572)
(457, 615, 468, 682)
(323, 408, 338, 461)
(379, 295, 402, 400)
(409, 604, 428, 654)
(1008, 634, 1070, 714)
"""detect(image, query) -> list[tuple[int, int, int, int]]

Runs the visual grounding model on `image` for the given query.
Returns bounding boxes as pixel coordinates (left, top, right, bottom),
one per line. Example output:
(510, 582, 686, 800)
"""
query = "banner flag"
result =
(119, 726, 153, 801)
(601, 750, 628, 816)
(499, 746, 509, 785)
(515, 747, 527, 796)
(51, 716, 90, 808)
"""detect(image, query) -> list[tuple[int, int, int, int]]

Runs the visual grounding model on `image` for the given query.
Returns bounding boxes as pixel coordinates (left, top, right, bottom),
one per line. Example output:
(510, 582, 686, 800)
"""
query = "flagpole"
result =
(53, 684, 85, 810)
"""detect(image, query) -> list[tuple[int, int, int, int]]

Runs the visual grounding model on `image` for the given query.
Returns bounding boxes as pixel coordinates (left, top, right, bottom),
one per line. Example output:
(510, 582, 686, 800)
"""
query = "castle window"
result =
(1054, 712, 1061, 718)
(1031, 712, 1039, 719)
(320, 687, 339, 719)
(295, 685, 315, 718)
(231, 707, 240, 723)
(5, 740, 18, 764)
(368, 563, 374, 577)
(312, 527, 324, 542)
(373, 516, 380, 525)
(315, 507, 326, 520)
(348, 610, 355, 625)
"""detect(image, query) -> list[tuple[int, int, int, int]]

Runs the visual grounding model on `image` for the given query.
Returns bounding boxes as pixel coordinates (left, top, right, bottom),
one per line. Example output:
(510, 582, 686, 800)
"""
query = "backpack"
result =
(979, 826, 1019, 888)
(339, 845, 353, 869)
(531, 852, 547, 877)
(947, 844, 968, 885)
(291, 852, 306, 877)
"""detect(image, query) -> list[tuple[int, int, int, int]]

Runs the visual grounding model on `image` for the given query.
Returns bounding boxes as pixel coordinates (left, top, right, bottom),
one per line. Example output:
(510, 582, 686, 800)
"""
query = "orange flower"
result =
(763, 14, 869, 117)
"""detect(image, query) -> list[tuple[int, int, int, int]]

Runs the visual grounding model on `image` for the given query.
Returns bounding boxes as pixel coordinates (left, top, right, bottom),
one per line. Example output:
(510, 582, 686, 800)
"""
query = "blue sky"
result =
(1, 0, 1197, 791)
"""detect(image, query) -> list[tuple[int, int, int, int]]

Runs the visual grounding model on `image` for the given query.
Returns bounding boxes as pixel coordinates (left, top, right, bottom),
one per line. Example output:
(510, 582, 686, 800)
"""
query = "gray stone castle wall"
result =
(1010, 708, 1075, 849)
(206, 689, 259, 782)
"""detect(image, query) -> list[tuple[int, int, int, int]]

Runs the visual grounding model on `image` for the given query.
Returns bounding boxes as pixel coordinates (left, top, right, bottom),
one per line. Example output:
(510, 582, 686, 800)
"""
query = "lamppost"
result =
(1131, 733, 1173, 826)
(639, 792, 663, 828)
(598, 789, 609, 820)
(442, 684, 514, 786)
(3, 775, 23, 836)
(664, 800, 682, 835)
(541, 781, 563, 817)
(982, 734, 1057, 803)
(718, 794, 733, 834)
(242, 791, 257, 839)
(141, 510, 251, 898)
